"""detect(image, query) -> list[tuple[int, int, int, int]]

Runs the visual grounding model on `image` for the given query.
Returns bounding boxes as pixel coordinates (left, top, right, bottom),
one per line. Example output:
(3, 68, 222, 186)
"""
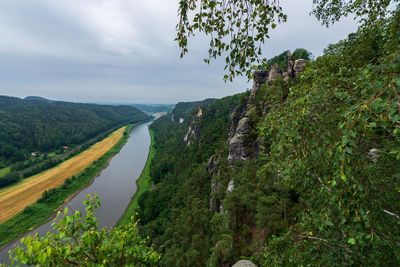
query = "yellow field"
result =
(0, 127, 125, 224)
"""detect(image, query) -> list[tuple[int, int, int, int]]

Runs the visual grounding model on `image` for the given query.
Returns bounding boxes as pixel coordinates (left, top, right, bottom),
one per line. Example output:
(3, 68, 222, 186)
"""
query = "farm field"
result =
(0, 127, 125, 224)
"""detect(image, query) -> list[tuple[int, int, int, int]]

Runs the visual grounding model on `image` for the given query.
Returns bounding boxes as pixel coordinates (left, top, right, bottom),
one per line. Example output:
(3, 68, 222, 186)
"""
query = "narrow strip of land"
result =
(0, 127, 125, 224)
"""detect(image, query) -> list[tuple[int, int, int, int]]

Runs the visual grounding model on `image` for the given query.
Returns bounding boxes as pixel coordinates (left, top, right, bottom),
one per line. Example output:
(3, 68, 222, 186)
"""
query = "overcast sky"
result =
(0, 0, 358, 104)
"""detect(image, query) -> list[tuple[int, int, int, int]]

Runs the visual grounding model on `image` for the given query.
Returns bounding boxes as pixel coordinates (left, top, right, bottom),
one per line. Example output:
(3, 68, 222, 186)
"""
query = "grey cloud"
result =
(0, 0, 357, 104)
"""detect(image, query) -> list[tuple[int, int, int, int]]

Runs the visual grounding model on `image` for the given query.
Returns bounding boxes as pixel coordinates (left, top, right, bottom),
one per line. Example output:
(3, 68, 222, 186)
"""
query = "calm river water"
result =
(0, 122, 151, 263)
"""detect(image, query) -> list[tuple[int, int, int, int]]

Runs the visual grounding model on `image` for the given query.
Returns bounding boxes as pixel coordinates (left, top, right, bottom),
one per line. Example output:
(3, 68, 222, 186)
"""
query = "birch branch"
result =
(383, 209, 400, 220)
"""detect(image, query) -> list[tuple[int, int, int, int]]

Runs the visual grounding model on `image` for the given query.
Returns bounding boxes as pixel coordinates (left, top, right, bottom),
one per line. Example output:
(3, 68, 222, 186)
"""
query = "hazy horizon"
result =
(1, 94, 178, 105)
(0, 0, 358, 103)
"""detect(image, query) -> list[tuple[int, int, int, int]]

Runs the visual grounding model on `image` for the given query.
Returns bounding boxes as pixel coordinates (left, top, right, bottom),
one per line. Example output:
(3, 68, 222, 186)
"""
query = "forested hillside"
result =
(135, 9, 400, 266)
(0, 96, 149, 162)
(171, 98, 216, 122)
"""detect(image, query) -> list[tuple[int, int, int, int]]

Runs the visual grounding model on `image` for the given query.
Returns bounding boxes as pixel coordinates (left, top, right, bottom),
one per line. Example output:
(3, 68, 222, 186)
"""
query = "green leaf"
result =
(348, 238, 356, 245)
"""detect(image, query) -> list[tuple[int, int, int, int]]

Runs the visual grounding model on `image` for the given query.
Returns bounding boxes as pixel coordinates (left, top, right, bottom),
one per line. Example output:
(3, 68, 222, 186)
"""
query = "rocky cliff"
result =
(183, 54, 307, 155)
(257, 53, 307, 85)
(183, 107, 204, 145)
(206, 53, 307, 214)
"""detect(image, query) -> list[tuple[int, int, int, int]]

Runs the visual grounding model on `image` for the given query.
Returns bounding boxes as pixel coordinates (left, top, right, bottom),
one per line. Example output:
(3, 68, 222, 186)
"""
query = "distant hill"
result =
(0, 96, 149, 162)
(24, 96, 55, 102)
(130, 104, 175, 114)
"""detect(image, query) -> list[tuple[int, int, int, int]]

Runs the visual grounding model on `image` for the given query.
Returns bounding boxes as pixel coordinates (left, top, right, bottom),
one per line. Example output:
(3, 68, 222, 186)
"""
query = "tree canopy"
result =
(176, 0, 399, 80)
(8, 194, 160, 266)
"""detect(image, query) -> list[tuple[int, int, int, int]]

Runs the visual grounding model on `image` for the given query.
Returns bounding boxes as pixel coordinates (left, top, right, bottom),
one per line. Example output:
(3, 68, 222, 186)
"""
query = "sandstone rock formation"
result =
(207, 154, 219, 177)
(232, 260, 257, 267)
(226, 180, 234, 194)
(294, 59, 307, 77)
(282, 53, 295, 81)
(254, 54, 306, 85)
(183, 123, 201, 144)
(228, 112, 251, 165)
(282, 71, 290, 82)
(228, 54, 308, 166)
(287, 53, 295, 78)
(253, 70, 269, 89)
(184, 107, 203, 145)
(268, 63, 283, 84)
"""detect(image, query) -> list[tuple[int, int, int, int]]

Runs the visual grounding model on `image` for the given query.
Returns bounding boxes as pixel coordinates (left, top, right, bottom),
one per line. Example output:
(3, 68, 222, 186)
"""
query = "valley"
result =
(0, 1, 399, 265)
(0, 126, 125, 224)
(0, 123, 152, 263)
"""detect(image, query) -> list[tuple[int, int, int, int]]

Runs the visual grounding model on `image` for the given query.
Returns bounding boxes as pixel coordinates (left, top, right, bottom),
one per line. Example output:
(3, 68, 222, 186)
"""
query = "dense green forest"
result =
(0, 96, 149, 163)
(134, 8, 400, 266)
(171, 99, 216, 121)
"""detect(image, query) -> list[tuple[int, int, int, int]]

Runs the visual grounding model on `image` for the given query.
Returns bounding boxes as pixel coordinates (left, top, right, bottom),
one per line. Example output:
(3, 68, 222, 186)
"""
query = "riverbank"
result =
(0, 119, 149, 190)
(117, 127, 155, 226)
(0, 124, 136, 248)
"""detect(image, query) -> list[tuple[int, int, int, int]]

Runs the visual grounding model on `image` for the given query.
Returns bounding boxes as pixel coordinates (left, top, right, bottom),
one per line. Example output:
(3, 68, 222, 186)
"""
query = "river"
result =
(0, 122, 151, 264)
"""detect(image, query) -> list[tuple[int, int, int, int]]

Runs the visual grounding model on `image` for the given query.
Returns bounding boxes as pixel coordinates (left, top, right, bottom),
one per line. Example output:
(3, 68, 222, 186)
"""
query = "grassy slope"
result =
(0, 124, 136, 248)
(117, 127, 154, 226)
(0, 167, 10, 177)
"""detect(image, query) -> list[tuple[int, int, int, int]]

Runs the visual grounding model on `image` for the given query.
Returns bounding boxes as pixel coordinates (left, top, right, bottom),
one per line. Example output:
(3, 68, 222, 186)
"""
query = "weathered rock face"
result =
(282, 71, 290, 82)
(232, 260, 257, 267)
(228, 115, 252, 164)
(228, 134, 248, 164)
(268, 63, 283, 84)
(207, 154, 219, 177)
(184, 122, 202, 145)
(228, 114, 252, 165)
(253, 70, 269, 90)
(287, 53, 295, 79)
(184, 107, 203, 145)
(197, 107, 203, 117)
(236, 117, 251, 134)
(294, 59, 307, 77)
(208, 54, 309, 258)
(252, 54, 307, 86)
(226, 180, 234, 194)
(228, 102, 248, 138)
